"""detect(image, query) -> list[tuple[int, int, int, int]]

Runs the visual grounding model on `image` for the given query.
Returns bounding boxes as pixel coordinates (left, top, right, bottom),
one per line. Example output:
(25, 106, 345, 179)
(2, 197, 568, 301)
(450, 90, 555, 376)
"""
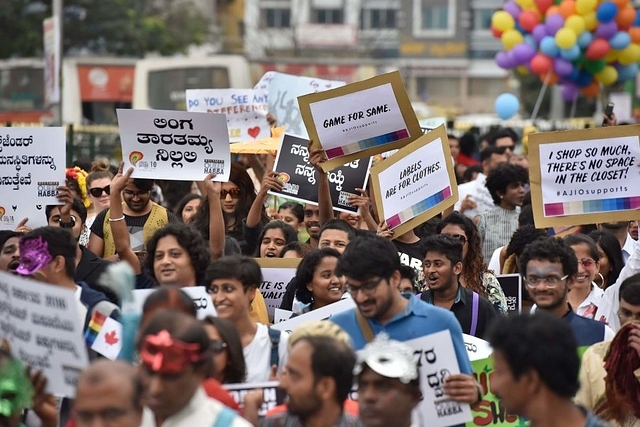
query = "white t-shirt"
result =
(488, 246, 503, 275)
(453, 174, 494, 219)
(244, 323, 289, 383)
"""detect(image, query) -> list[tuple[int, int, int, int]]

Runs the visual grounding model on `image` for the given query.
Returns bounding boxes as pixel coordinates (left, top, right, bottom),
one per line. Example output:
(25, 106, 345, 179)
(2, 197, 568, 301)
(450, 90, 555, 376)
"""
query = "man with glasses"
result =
(420, 235, 499, 339)
(331, 235, 483, 407)
(520, 236, 614, 349)
(88, 169, 177, 259)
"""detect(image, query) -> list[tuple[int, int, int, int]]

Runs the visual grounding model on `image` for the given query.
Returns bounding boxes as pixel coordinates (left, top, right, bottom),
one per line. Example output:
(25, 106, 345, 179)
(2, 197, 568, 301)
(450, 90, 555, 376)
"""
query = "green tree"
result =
(0, 0, 211, 59)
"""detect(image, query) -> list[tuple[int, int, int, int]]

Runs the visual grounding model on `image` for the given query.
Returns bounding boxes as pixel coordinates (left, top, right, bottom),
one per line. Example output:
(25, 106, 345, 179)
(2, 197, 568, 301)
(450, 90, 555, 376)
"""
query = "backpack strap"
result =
(356, 309, 375, 344)
(268, 327, 281, 368)
(470, 292, 479, 337)
(212, 406, 237, 427)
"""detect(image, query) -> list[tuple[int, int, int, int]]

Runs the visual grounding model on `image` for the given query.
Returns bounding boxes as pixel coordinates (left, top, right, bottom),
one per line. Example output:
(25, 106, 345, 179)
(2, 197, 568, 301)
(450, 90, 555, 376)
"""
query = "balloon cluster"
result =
(492, 0, 640, 101)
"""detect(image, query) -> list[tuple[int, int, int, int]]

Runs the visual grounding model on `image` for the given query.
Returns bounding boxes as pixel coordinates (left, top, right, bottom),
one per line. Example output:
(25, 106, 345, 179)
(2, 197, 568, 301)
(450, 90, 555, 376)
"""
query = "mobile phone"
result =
(603, 102, 615, 126)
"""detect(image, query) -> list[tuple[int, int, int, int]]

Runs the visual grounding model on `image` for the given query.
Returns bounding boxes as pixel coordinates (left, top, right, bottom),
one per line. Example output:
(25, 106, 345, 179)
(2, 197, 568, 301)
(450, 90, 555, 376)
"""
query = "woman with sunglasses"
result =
(201, 316, 246, 384)
(437, 212, 508, 314)
(563, 234, 605, 320)
(83, 158, 114, 245)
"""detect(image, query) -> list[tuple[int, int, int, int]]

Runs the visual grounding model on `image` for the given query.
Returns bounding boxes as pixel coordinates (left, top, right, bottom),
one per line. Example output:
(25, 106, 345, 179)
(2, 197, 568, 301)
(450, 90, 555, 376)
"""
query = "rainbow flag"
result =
(84, 311, 107, 347)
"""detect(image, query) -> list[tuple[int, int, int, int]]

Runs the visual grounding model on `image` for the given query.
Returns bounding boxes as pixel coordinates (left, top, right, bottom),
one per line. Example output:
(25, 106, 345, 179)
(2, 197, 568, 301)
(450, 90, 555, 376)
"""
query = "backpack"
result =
(268, 327, 281, 368)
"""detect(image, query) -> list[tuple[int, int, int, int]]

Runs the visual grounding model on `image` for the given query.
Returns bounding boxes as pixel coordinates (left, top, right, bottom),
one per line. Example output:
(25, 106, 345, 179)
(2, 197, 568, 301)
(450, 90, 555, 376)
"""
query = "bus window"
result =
(147, 67, 230, 111)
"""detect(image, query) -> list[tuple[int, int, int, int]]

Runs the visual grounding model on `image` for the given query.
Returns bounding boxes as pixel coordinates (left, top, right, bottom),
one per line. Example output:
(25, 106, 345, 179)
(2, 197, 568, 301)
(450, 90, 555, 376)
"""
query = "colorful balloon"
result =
(535, 0, 554, 14)
(495, 93, 520, 120)
(559, 1, 577, 18)
(586, 38, 611, 58)
(532, 24, 549, 42)
(583, 12, 599, 30)
(504, 1, 523, 19)
(595, 65, 618, 84)
(541, 36, 561, 56)
(595, 21, 619, 38)
(581, 80, 600, 97)
(577, 31, 594, 48)
(615, 7, 636, 29)
(616, 63, 638, 81)
(530, 54, 554, 73)
(618, 43, 640, 64)
(556, 28, 578, 48)
(609, 31, 631, 49)
(585, 58, 607, 73)
(629, 27, 640, 43)
(596, 2, 618, 23)
(560, 45, 582, 60)
(565, 15, 586, 34)
(502, 29, 525, 49)
(561, 83, 580, 101)
(576, 0, 597, 15)
(519, 10, 540, 32)
(493, 11, 516, 31)
(513, 43, 538, 63)
(554, 57, 574, 75)
(545, 14, 566, 35)
(496, 51, 514, 68)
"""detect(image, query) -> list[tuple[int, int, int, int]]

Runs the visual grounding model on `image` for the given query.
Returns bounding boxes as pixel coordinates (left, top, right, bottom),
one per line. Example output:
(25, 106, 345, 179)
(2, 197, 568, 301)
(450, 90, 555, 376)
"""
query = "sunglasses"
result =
(89, 185, 111, 197)
(441, 233, 467, 244)
(210, 340, 228, 354)
(220, 188, 241, 199)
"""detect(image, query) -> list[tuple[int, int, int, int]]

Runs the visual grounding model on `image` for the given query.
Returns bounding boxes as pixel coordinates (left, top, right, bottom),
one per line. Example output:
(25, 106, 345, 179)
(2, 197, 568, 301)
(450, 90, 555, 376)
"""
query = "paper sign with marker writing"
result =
(299, 70, 422, 172)
(529, 125, 640, 228)
(270, 297, 355, 332)
(185, 89, 269, 142)
(117, 109, 231, 182)
(256, 258, 300, 319)
(370, 125, 458, 238)
(0, 127, 66, 230)
(224, 381, 285, 416)
(0, 271, 89, 398)
(91, 316, 122, 360)
(133, 287, 216, 319)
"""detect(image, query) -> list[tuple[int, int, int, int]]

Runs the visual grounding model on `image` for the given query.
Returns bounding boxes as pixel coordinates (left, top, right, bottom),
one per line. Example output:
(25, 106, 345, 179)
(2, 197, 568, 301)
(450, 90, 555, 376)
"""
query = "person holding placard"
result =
(475, 163, 528, 262)
(82, 159, 114, 246)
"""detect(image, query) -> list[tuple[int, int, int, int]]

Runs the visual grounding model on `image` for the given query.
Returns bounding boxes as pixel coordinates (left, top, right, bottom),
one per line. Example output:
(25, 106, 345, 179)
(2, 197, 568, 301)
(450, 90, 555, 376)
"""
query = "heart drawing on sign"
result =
(36, 205, 42, 210)
(247, 127, 260, 139)
(12, 205, 17, 211)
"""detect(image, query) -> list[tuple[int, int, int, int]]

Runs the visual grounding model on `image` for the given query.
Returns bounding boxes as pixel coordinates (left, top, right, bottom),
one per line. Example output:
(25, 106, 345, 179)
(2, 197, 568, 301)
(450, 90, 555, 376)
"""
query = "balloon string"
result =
(531, 71, 551, 121)
(570, 96, 577, 119)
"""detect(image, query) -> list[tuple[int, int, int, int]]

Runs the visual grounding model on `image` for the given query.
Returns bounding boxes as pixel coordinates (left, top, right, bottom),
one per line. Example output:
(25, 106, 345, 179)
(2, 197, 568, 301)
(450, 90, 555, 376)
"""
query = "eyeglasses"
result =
(441, 233, 467, 244)
(122, 189, 150, 199)
(495, 145, 515, 155)
(220, 188, 241, 199)
(346, 277, 385, 297)
(89, 185, 111, 197)
(577, 258, 596, 268)
(524, 275, 569, 289)
(210, 340, 228, 354)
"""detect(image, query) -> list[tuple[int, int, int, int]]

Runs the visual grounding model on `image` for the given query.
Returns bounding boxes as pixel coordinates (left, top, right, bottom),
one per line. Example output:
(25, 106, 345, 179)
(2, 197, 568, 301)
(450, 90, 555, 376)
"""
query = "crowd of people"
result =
(0, 114, 639, 427)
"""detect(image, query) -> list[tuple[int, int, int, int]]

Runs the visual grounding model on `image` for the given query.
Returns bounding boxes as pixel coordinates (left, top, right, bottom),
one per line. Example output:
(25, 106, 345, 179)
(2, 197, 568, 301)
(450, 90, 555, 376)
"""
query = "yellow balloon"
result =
(583, 12, 598, 30)
(565, 16, 586, 34)
(604, 49, 620, 62)
(492, 11, 516, 31)
(619, 44, 640, 65)
(517, 66, 530, 75)
(515, 0, 534, 9)
(556, 28, 577, 49)
(576, 0, 597, 14)
(502, 29, 524, 50)
(595, 66, 618, 85)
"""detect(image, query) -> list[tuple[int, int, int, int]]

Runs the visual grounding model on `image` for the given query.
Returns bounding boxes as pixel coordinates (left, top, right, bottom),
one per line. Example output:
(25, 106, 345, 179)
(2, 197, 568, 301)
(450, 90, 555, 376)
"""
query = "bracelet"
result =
(108, 215, 125, 222)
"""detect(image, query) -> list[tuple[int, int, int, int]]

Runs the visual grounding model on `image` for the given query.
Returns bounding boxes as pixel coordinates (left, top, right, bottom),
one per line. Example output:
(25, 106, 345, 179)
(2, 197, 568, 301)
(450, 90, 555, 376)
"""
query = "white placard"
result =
(260, 265, 298, 319)
(0, 271, 89, 398)
(223, 381, 284, 416)
(274, 308, 294, 324)
(0, 127, 66, 230)
(404, 331, 472, 427)
(260, 72, 344, 138)
(462, 333, 493, 362)
(117, 109, 231, 182)
(270, 297, 355, 332)
(186, 89, 270, 142)
(132, 286, 216, 319)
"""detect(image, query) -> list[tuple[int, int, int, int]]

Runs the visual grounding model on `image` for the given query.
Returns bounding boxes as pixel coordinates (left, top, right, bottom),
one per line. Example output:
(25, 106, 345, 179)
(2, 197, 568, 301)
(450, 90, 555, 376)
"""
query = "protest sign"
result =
(370, 125, 458, 237)
(529, 125, 640, 228)
(299, 70, 422, 172)
(0, 127, 66, 230)
(274, 308, 294, 324)
(117, 109, 231, 182)
(255, 258, 300, 319)
(256, 72, 345, 138)
(271, 297, 355, 333)
(270, 133, 372, 214)
(224, 381, 285, 416)
(185, 89, 269, 142)
(132, 286, 216, 320)
(0, 271, 89, 397)
(403, 331, 472, 427)
(497, 274, 522, 315)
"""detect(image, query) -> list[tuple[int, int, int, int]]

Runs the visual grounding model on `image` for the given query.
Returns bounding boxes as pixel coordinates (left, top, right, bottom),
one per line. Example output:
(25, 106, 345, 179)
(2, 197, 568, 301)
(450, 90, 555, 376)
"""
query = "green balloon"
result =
(585, 59, 606, 74)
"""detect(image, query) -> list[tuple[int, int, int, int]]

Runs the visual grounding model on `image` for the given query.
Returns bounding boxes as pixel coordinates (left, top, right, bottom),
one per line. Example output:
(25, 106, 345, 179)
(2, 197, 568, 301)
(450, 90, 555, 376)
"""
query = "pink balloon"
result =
(586, 38, 611, 59)
(531, 54, 553, 74)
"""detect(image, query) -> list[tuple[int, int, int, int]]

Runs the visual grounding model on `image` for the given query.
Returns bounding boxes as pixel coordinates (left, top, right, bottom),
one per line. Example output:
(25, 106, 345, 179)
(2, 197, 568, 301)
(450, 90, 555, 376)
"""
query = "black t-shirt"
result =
(393, 239, 426, 288)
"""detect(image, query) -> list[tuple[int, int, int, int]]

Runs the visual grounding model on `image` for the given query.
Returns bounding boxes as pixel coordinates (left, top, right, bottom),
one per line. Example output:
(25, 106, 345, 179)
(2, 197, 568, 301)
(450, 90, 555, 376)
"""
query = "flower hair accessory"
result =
(16, 237, 52, 276)
(139, 330, 205, 374)
(65, 166, 90, 208)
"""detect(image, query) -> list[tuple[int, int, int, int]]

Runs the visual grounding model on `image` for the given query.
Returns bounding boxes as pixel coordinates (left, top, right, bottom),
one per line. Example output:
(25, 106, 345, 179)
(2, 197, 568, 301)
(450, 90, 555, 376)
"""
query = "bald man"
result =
(74, 360, 143, 427)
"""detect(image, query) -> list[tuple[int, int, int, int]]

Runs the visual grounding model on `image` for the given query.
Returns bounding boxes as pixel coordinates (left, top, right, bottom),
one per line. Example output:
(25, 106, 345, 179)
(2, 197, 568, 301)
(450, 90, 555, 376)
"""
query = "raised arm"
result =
(246, 171, 283, 228)
(308, 140, 333, 226)
(202, 174, 225, 260)
(109, 162, 141, 273)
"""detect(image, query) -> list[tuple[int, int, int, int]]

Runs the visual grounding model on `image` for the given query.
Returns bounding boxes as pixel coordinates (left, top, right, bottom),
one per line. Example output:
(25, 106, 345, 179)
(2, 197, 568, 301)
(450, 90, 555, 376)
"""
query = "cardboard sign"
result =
(299, 70, 422, 171)
(256, 71, 345, 138)
(0, 271, 89, 397)
(528, 125, 640, 228)
(132, 286, 216, 320)
(370, 125, 458, 237)
(223, 381, 285, 416)
(0, 127, 66, 230)
(269, 133, 372, 214)
(255, 258, 300, 319)
(496, 274, 522, 315)
(271, 297, 355, 333)
(185, 89, 270, 142)
(117, 109, 231, 182)
(403, 331, 472, 427)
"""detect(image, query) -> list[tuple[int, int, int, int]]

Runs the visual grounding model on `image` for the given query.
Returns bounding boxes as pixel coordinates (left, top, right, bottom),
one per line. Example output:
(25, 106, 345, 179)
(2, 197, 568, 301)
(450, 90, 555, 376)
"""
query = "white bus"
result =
(132, 55, 252, 111)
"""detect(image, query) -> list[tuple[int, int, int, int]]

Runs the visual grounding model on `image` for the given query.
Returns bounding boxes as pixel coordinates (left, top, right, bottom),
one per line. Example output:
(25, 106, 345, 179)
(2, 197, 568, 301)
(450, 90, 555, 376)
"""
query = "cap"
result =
(353, 333, 418, 384)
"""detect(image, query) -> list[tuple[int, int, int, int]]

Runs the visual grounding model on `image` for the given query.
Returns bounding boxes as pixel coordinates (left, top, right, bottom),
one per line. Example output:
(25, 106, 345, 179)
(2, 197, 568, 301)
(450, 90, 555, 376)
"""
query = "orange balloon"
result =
(630, 27, 640, 43)
(541, 71, 560, 84)
(546, 5, 561, 17)
(611, 0, 630, 10)
(616, 7, 636, 28)
(581, 81, 600, 97)
(559, 0, 576, 18)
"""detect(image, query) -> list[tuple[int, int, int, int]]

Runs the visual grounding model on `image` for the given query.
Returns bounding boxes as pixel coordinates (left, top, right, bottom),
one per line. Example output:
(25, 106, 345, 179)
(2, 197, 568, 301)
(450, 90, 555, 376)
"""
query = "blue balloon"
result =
(617, 63, 639, 81)
(576, 70, 593, 87)
(610, 32, 631, 50)
(634, 13, 640, 27)
(566, 68, 580, 82)
(540, 36, 560, 57)
(577, 31, 594, 49)
(560, 45, 581, 60)
(596, 2, 618, 24)
(524, 35, 537, 48)
(495, 93, 520, 120)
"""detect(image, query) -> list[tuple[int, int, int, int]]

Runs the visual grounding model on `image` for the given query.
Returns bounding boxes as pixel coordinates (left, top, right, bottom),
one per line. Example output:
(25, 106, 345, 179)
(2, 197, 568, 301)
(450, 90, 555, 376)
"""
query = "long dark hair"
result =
(254, 220, 299, 257)
(175, 193, 202, 222)
(588, 230, 624, 289)
(201, 316, 246, 384)
(294, 247, 341, 304)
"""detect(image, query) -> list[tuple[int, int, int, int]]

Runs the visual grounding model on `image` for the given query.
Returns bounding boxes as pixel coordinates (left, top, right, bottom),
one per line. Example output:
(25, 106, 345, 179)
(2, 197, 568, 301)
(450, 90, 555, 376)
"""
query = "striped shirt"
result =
(477, 207, 520, 262)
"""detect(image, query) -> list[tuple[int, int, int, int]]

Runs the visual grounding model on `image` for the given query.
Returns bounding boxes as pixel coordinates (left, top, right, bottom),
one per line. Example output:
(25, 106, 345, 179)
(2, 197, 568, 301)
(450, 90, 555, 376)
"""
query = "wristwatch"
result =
(58, 216, 76, 229)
